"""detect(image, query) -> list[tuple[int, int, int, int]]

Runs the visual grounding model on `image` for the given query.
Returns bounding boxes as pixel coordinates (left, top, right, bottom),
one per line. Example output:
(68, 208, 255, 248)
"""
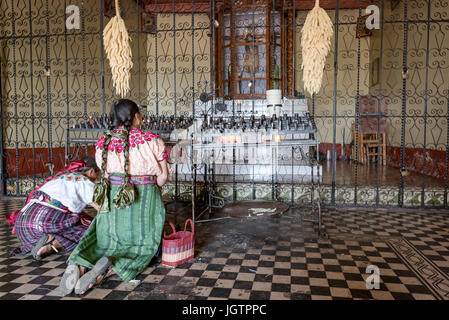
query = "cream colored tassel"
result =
(103, 0, 133, 97)
(301, 0, 333, 95)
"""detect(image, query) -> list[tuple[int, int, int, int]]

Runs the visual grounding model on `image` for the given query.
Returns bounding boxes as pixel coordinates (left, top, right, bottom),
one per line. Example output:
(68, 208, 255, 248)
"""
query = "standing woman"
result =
(60, 99, 168, 296)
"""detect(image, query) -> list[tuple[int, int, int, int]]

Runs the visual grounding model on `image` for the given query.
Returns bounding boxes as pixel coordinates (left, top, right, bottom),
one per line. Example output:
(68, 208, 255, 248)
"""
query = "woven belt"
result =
(32, 191, 69, 211)
(108, 174, 157, 185)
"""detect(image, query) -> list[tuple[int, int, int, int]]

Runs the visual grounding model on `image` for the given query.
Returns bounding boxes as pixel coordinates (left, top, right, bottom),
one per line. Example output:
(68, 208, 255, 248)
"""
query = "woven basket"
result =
(162, 219, 194, 268)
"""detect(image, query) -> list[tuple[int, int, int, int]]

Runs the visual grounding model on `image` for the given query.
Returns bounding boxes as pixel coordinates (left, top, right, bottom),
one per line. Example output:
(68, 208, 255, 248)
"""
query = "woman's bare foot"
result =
(80, 268, 115, 294)
(36, 235, 62, 257)
(78, 265, 85, 277)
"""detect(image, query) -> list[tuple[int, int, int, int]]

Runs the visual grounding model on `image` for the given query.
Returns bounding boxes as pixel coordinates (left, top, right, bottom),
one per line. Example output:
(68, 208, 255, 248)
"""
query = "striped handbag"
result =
(162, 219, 195, 267)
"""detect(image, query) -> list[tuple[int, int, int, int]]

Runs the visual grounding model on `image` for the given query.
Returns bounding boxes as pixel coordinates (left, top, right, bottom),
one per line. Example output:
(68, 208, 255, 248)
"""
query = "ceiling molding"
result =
(141, 0, 375, 13)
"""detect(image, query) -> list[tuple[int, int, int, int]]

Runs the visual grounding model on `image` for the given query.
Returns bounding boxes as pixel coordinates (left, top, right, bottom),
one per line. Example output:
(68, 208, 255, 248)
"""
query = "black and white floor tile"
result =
(1, 198, 449, 300)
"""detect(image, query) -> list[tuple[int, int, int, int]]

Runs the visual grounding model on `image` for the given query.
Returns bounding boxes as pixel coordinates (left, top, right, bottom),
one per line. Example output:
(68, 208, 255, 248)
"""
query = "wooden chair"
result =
(352, 124, 386, 165)
(362, 132, 386, 165)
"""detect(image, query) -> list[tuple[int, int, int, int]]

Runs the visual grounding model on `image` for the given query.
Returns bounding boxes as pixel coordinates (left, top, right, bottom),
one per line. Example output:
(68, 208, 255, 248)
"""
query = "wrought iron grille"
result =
(0, 0, 448, 209)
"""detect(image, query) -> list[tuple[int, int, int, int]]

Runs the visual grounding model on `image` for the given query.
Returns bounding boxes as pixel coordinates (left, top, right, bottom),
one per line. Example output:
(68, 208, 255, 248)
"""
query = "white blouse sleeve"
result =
(75, 180, 95, 208)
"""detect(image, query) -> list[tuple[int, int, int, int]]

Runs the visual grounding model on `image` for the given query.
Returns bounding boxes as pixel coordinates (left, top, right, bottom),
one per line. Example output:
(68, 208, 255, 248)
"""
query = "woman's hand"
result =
(89, 202, 99, 212)
(157, 159, 169, 187)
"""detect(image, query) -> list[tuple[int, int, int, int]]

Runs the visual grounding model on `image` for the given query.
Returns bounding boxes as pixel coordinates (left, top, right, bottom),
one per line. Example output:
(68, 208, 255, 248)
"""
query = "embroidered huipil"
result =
(39, 173, 95, 213)
(95, 128, 167, 177)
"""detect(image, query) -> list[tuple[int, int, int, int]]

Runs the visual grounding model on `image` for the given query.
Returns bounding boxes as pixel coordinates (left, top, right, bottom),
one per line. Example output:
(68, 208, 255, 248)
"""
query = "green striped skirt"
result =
(68, 174, 165, 282)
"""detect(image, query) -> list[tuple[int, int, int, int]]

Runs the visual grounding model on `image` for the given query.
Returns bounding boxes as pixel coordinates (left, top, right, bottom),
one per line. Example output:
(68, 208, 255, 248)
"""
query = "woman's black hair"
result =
(79, 156, 100, 174)
(101, 99, 140, 182)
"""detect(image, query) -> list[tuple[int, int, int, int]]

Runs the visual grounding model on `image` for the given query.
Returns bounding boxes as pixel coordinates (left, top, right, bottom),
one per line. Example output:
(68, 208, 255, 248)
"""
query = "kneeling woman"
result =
(60, 99, 168, 296)
(13, 158, 100, 260)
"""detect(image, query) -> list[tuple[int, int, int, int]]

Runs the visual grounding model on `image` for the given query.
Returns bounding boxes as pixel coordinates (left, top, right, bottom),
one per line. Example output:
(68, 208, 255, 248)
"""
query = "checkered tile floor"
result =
(1, 198, 449, 300)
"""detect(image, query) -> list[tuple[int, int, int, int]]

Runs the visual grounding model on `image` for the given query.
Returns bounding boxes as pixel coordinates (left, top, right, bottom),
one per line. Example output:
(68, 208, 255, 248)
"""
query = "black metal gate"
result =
(0, 0, 448, 208)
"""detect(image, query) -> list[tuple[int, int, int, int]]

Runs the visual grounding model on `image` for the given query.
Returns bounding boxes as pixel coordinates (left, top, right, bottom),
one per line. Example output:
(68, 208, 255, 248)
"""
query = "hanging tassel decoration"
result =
(301, 0, 333, 95)
(103, 0, 133, 97)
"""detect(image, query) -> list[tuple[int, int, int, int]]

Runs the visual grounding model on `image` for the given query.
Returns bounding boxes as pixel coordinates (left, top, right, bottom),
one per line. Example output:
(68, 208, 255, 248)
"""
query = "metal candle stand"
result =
(190, 111, 325, 236)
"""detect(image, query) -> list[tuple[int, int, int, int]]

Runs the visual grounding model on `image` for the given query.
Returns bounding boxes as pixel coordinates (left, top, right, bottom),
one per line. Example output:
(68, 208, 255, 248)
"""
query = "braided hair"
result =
(94, 99, 140, 212)
(101, 99, 139, 180)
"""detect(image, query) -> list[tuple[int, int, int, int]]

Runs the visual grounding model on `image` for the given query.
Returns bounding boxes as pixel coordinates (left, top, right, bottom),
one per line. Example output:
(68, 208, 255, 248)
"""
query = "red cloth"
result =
(5, 160, 87, 234)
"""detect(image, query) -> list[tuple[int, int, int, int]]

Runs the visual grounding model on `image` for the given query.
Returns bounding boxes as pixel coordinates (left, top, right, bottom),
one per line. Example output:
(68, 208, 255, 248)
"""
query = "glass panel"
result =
(223, 47, 231, 80)
(254, 80, 266, 95)
(269, 11, 281, 91)
(234, 9, 266, 41)
(271, 10, 281, 44)
(223, 13, 231, 32)
(237, 79, 251, 95)
(270, 45, 281, 90)
(235, 44, 266, 80)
